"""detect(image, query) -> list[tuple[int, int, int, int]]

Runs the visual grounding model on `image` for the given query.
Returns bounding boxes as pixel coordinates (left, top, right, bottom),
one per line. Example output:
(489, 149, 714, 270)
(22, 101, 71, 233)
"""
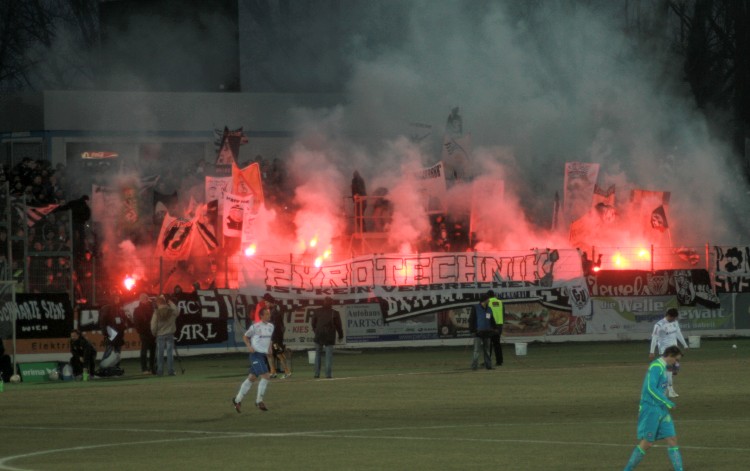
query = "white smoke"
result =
(290, 1, 750, 250)
(47, 1, 750, 264)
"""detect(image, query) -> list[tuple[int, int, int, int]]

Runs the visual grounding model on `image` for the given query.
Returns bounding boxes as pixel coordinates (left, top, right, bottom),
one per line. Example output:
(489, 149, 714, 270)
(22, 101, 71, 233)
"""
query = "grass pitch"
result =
(1, 339, 749, 470)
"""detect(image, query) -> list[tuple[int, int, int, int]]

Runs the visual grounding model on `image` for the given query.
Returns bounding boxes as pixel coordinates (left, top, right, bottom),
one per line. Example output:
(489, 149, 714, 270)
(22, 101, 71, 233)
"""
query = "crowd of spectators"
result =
(0, 158, 89, 298)
(1, 153, 295, 302)
(427, 214, 470, 253)
(2, 153, 472, 301)
(347, 173, 470, 253)
(1, 157, 68, 205)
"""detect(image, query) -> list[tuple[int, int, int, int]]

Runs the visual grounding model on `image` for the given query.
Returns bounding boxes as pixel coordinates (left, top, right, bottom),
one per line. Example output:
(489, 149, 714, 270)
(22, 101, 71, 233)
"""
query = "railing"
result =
(350, 194, 396, 235)
(578, 245, 709, 273)
(0, 178, 728, 306)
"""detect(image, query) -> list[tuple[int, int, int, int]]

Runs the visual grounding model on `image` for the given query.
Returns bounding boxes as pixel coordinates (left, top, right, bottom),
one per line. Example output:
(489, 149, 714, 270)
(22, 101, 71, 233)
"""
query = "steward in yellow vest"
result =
(486, 290, 504, 366)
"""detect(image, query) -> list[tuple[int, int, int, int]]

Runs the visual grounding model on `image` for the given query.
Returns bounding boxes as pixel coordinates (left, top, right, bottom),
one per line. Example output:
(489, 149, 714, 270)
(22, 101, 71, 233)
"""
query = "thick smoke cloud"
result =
(285, 0, 749, 255)
(78, 1, 750, 267)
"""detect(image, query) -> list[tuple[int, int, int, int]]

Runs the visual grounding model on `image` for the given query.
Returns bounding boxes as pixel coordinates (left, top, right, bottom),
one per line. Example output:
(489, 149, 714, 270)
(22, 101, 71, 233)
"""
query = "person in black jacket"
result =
(312, 297, 343, 379)
(69, 329, 97, 378)
(99, 293, 130, 358)
(0, 338, 13, 382)
(133, 293, 156, 374)
(468, 293, 495, 370)
(53, 194, 91, 258)
(269, 305, 291, 379)
(351, 171, 367, 232)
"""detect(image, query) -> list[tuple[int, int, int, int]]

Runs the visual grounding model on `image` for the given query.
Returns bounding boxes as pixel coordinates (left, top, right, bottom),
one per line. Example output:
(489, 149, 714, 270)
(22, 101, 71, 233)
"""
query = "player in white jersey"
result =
(232, 307, 274, 412)
(649, 308, 689, 398)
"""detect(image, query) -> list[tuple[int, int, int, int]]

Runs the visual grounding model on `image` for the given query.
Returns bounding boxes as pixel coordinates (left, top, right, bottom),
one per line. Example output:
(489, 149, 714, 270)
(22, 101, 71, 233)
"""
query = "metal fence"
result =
(0, 280, 16, 374)
(579, 245, 709, 273)
(0, 179, 723, 305)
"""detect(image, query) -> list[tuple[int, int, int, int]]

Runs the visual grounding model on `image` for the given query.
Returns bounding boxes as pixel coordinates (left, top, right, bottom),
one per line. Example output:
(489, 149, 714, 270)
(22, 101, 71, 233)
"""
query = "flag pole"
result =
(551, 191, 559, 231)
(22, 195, 29, 292)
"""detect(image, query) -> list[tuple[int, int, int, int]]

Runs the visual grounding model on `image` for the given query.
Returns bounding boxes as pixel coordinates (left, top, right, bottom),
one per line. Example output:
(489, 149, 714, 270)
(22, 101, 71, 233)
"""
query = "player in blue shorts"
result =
(624, 345, 684, 470)
(232, 306, 274, 412)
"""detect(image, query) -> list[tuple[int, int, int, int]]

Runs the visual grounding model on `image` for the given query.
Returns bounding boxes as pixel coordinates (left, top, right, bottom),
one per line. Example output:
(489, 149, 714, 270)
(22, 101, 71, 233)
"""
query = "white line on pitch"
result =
(2, 422, 750, 470)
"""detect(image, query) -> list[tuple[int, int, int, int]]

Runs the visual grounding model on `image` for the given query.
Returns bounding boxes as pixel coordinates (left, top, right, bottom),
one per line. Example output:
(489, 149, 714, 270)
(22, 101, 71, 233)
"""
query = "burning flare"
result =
(123, 275, 136, 291)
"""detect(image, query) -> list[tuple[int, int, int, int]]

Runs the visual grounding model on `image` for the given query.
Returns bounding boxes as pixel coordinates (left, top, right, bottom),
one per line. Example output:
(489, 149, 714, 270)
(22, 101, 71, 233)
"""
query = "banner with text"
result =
(588, 294, 733, 334)
(78, 289, 232, 346)
(586, 269, 719, 308)
(239, 249, 590, 323)
(1, 293, 74, 339)
(713, 245, 750, 293)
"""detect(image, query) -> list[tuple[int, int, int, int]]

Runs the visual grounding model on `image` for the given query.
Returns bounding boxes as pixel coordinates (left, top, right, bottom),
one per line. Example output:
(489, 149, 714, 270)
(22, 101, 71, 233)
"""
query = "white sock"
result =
(667, 371, 674, 388)
(235, 378, 253, 403)
(256, 378, 268, 403)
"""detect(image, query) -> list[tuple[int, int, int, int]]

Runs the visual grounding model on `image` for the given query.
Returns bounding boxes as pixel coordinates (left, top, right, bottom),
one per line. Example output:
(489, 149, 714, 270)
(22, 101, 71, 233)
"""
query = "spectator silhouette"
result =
(351, 171, 367, 232)
(53, 195, 90, 258)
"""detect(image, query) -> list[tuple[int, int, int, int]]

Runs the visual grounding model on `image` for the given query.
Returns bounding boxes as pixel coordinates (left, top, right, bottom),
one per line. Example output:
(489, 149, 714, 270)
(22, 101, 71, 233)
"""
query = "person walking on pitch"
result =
(649, 308, 688, 397)
(232, 307, 274, 412)
(623, 345, 684, 471)
(312, 297, 344, 379)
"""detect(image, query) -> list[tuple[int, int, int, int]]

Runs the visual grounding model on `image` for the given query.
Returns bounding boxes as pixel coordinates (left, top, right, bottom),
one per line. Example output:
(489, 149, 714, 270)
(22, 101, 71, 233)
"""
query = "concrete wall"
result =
(1, 90, 342, 167)
(42, 90, 342, 132)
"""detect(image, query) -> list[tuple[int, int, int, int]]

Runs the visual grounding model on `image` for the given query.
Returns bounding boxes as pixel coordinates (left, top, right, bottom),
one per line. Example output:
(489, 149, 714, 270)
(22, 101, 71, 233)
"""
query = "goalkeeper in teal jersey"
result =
(624, 345, 684, 471)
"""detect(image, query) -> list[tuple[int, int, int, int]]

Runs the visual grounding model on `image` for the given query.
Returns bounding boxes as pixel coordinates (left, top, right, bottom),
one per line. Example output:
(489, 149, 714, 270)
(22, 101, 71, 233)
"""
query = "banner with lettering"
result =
(586, 269, 719, 307)
(78, 290, 233, 346)
(713, 246, 750, 293)
(239, 249, 590, 322)
(588, 294, 733, 334)
(714, 245, 750, 275)
(221, 192, 253, 240)
(7, 294, 74, 338)
(346, 305, 437, 342)
(172, 290, 230, 346)
(205, 175, 232, 208)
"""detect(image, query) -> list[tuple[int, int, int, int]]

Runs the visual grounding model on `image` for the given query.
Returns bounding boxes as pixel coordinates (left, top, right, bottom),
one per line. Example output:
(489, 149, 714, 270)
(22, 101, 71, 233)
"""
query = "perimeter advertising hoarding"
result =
(18, 362, 59, 382)
(345, 304, 437, 343)
(588, 294, 733, 335)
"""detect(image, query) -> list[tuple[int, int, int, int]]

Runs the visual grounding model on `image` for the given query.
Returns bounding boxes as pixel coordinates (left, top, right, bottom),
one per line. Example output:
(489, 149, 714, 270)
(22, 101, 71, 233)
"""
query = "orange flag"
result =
(232, 161, 264, 210)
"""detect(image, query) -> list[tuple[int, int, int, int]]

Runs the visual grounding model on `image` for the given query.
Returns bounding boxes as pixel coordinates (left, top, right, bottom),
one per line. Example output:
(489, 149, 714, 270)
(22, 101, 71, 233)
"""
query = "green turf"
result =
(1, 338, 749, 470)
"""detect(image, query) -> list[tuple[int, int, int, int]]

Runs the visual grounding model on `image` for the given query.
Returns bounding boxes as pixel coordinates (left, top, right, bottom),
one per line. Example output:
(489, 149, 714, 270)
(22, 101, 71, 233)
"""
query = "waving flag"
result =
(441, 133, 472, 182)
(568, 185, 616, 249)
(563, 162, 600, 227)
(139, 174, 160, 194)
(222, 192, 253, 239)
(214, 127, 248, 176)
(25, 204, 60, 226)
(232, 161, 264, 210)
(414, 161, 447, 214)
(631, 189, 671, 243)
(155, 213, 195, 260)
(193, 203, 219, 252)
(592, 184, 615, 207)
